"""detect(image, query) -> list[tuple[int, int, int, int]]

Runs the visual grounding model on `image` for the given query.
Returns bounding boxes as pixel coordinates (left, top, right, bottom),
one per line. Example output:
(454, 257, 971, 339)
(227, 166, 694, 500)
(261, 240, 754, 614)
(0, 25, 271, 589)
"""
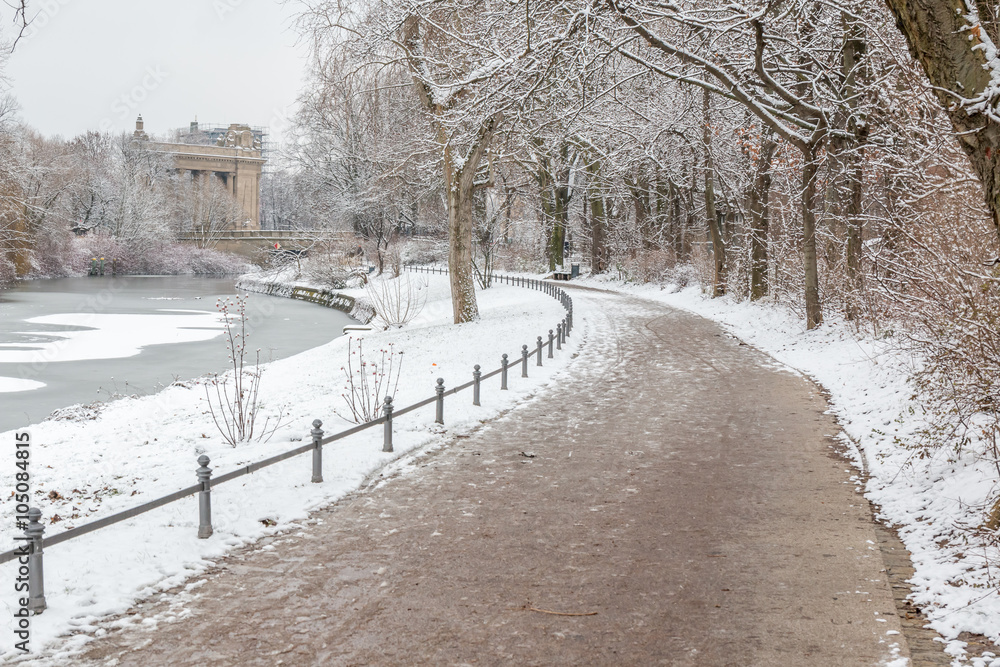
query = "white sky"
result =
(2, 0, 309, 142)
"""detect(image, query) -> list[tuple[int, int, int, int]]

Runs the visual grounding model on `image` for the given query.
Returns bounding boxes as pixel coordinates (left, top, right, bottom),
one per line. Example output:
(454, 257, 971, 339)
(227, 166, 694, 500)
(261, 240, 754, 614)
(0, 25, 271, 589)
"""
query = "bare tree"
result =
(886, 0, 1000, 236)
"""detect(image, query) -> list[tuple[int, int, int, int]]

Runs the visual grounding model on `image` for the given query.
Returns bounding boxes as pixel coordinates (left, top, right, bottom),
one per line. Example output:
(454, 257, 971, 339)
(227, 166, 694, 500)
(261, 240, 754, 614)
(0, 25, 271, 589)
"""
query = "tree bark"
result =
(703, 89, 726, 297)
(802, 147, 823, 329)
(748, 137, 776, 301)
(587, 157, 608, 274)
(842, 12, 868, 295)
(885, 0, 1000, 234)
(443, 114, 500, 323)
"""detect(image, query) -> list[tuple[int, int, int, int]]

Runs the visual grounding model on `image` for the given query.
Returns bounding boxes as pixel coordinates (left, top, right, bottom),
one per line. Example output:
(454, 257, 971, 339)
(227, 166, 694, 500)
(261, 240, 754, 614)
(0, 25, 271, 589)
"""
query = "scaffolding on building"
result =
(174, 120, 273, 172)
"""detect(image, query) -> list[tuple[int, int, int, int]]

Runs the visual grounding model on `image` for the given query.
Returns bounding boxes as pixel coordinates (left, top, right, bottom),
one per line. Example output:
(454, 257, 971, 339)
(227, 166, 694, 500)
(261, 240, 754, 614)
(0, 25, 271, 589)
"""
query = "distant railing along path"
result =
(1, 266, 574, 616)
(176, 229, 354, 243)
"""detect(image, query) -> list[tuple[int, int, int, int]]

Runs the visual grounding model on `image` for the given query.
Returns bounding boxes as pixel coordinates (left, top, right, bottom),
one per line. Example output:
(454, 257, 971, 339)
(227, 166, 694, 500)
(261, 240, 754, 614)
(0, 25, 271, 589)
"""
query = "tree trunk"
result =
(549, 170, 569, 270)
(703, 90, 726, 297)
(885, 0, 1000, 234)
(401, 15, 496, 323)
(442, 114, 501, 323)
(587, 157, 608, 274)
(842, 13, 868, 294)
(802, 147, 823, 329)
(749, 137, 776, 301)
(447, 179, 478, 322)
(845, 147, 864, 290)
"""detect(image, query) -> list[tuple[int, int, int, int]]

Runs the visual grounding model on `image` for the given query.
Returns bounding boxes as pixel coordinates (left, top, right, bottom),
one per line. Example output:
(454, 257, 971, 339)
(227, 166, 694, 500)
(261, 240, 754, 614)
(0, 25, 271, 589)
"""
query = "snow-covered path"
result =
(47, 288, 908, 665)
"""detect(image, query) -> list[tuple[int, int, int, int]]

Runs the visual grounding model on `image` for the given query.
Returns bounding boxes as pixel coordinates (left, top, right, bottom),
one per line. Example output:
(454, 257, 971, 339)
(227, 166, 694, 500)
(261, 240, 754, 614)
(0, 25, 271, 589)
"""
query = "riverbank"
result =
(0, 272, 576, 662)
(235, 270, 376, 323)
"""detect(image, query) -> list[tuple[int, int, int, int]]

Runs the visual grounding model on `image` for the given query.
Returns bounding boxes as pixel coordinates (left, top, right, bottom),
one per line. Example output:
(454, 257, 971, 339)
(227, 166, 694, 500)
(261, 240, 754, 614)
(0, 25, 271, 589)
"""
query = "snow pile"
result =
(580, 275, 1000, 661)
(0, 272, 576, 662)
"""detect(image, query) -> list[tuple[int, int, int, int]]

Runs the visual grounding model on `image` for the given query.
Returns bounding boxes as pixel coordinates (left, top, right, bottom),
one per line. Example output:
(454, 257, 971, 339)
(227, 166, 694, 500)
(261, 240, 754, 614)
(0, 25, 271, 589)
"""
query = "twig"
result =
(527, 607, 597, 617)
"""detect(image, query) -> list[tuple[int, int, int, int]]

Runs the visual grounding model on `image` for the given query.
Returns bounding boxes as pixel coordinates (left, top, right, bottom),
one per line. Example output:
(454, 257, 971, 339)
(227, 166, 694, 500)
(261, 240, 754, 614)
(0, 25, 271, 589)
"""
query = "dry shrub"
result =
(365, 274, 428, 328)
(399, 238, 447, 266)
(494, 236, 546, 273)
(302, 238, 362, 288)
(613, 248, 677, 284)
(334, 337, 403, 424)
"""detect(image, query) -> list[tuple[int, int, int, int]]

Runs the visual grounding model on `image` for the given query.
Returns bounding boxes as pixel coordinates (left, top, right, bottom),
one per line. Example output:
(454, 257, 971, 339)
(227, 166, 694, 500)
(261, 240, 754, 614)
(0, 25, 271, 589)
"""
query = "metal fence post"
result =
(536, 336, 543, 366)
(383, 396, 394, 452)
(556, 323, 562, 350)
(501, 353, 509, 390)
(521, 344, 529, 377)
(548, 330, 554, 358)
(26, 507, 45, 613)
(473, 365, 481, 406)
(311, 419, 324, 483)
(197, 455, 213, 539)
(435, 378, 445, 424)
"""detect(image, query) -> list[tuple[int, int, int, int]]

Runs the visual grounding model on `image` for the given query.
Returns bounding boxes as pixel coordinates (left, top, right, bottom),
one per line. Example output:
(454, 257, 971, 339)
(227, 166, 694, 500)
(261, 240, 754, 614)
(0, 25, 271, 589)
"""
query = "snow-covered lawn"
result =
(0, 272, 575, 662)
(577, 274, 1000, 666)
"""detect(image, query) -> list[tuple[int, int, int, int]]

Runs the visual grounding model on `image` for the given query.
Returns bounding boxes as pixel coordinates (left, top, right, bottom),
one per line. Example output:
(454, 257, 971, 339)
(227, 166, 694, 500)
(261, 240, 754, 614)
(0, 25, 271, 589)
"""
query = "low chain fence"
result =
(1, 267, 574, 616)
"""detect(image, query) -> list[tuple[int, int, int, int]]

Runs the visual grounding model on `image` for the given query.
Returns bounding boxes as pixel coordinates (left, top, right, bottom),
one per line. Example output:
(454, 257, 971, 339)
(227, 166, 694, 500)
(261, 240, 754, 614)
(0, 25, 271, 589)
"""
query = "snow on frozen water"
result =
(0, 377, 45, 393)
(0, 310, 225, 364)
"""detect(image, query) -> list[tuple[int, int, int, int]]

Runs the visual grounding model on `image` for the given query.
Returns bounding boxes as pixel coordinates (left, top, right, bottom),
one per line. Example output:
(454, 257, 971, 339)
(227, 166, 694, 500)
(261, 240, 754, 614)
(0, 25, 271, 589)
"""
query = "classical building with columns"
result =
(133, 115, 265, 229)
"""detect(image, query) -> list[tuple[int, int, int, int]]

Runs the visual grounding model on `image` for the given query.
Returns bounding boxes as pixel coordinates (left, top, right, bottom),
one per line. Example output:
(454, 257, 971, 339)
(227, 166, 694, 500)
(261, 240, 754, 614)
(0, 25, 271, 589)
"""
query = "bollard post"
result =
(501, 353, 509, 390)
(383, 396, 394, 452)
(548, 330, 554, 358)
(521, 344, 529, 377)
(536, 336, 543, 366)
(556, 323, 563, 350)
(435, 378, 445, 424)
(311, 419, 324, 483)
(560, 319, 567, 345)
(25, 508, 46, 613)
(473, 365, 481, 406)
(196, 455, 213, 539)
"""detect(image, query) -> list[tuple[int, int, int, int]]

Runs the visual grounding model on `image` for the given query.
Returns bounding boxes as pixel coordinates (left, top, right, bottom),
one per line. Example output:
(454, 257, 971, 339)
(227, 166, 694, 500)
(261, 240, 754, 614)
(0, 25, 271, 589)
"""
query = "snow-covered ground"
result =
(4, 263, 998, 665)
(0, 271, 576, 663)
(576, 274, 1000, 666)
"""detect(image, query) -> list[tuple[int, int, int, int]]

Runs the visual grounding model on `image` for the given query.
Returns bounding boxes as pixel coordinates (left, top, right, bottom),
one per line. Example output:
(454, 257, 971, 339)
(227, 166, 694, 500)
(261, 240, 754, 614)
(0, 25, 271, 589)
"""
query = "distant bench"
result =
(552, 264, 580, 281)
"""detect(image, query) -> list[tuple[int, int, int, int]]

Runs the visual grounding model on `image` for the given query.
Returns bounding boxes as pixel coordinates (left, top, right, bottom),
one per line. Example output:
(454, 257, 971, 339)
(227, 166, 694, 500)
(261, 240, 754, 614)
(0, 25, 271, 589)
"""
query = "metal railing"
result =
(176, 229, 354, 241)
(1, 266, 573, 615)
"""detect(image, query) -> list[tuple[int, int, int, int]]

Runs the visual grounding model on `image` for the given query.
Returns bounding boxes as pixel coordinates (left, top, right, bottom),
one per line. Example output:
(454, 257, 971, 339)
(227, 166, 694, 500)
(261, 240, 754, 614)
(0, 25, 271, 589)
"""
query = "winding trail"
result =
(66, 289, 906, 665)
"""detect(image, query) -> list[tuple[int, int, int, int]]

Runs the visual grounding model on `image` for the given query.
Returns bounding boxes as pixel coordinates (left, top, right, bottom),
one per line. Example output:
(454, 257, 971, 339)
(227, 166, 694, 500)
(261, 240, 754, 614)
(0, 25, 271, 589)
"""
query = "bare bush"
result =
(335, 337, 403, 423)
(613, 248, 676, 284)
(365, 274, 428, 328)
(204, 296, 285, 446)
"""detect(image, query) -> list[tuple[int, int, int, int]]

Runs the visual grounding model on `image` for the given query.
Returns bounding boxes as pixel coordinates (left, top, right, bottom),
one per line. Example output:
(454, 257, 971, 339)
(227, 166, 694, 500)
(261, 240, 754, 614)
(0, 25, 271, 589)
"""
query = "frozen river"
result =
(0, 275, 354, 432)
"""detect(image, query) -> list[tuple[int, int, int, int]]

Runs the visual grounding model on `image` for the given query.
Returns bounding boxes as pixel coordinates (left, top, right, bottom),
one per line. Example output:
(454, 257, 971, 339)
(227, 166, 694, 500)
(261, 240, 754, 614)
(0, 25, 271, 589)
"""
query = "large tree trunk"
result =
(703, 89, 726, 297)
(442, 114, 500, 323)
(886, 0, 1000, 233)
(587, 157, 608, 274)
(446, 176, 479, 322)
(748, 137, 777, 301)
(802, 146, 823, 329)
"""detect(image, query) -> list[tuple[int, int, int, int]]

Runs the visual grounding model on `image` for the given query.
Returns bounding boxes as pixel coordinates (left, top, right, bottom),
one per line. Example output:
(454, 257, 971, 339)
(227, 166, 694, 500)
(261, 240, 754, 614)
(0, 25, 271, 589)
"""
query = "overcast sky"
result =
(3, 0, 309, 142)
